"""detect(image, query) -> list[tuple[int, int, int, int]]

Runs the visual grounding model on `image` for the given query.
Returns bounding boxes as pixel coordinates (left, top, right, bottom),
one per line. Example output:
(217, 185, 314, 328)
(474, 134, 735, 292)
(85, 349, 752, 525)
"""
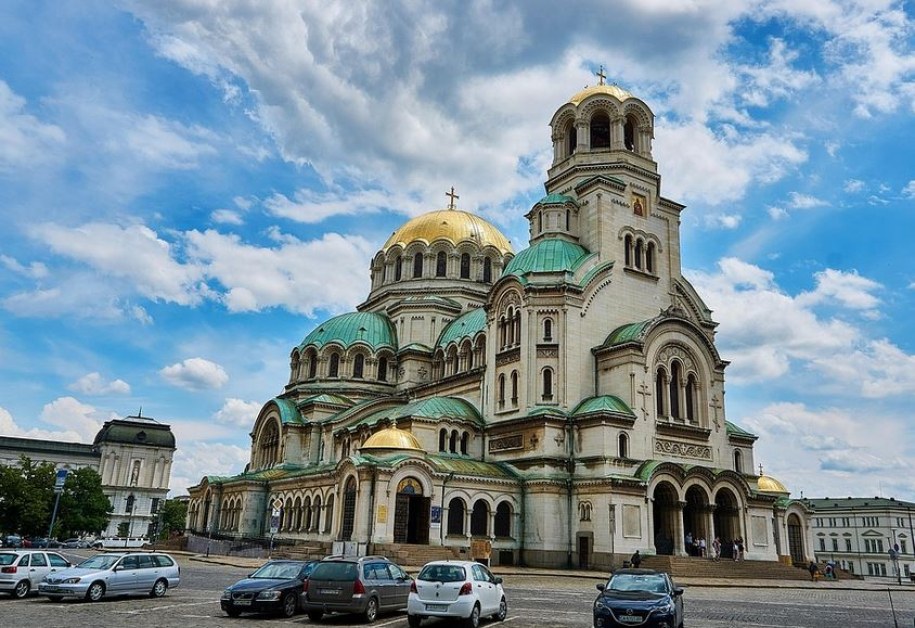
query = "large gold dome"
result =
(569, 83, 634, 105)
(382, 209, 513, 255)
(361, 427, 423, 451)
(757, 474, 789, 494)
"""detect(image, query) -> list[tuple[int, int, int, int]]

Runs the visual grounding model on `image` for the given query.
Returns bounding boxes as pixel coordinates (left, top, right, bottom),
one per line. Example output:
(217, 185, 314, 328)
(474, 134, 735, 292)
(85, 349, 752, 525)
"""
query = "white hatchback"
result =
(0, 550, 72, 598)
(407, 560, 507, 628)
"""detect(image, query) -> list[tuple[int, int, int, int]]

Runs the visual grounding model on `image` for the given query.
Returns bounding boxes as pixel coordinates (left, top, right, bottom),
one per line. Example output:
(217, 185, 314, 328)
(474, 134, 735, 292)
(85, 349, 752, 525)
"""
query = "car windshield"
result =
(251, 562, 305, 579)
(0, 553, 17, 566)
(418, 564, 467, 583)
(608, 574, 668, 593)
(76, 555, 121, 570)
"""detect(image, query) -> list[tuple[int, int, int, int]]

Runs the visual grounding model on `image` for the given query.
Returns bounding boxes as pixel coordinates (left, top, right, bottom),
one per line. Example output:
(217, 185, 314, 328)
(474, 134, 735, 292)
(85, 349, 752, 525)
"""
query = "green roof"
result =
(346, 396, 484, 431)
(726, 421, 757, 438)
(93, 416, 175, 449)
(604, 319, 655, 346)
(426, 455, 519, 479)
(502, 240, 590, 279)
(437, 308, 487, 348)
(525, 405, 568, 418)
(267, 398, 304, 425)
(299, 312, 397, 351)
(298, 393, 352, 408)
(536, 193, 578, 206)
(572, 395, 636, 417)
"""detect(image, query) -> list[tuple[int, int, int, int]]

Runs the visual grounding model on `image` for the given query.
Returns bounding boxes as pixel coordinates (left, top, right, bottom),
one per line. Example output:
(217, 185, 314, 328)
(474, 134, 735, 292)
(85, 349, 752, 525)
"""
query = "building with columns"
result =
(186, 78, 810, 568)
(0, 413, 176, 540)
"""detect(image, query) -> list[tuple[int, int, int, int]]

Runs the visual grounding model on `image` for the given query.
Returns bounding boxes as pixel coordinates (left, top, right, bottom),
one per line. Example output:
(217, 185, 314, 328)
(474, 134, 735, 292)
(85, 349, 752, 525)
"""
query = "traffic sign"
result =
(53, 468, 68, 493)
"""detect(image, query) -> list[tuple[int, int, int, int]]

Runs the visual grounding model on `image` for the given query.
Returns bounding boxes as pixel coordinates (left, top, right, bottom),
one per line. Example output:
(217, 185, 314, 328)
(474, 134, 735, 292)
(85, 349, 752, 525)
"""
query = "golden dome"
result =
(569, 83, 634, 106)
(361, 427, 423, 451)
(382, 209, 513, 255)
(757, 475, 789, 494)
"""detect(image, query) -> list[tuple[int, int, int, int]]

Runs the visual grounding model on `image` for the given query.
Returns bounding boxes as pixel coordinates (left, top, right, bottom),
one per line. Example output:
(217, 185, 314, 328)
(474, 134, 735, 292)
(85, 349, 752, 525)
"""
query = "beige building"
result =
(187, 79, 810, 568)
(0, 414, 176, 540)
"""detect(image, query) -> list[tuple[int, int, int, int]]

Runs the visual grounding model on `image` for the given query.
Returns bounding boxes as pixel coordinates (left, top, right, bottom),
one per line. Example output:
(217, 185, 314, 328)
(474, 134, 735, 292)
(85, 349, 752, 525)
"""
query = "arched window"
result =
(686, 374, 697, 422)
(394, 255, 402, 281)
(341, 477, 357, 540)
(635, 239, 643, 269)
(625, 234, 632, 267)
(450, 430, 458, 453)
(439, 428, 447, 452)
(303, 496, 312, 531)
(413, 252, 423, 278)
(538, 211, 543, 232)
(447, 498, 465, 536)
(499, 315, 506, 348)
(483, 257, 492, 283)
(494, 501, 512, 538)
(436, 251, 447, 277)
(655, 367, 667, 417)
(514, 310, 521, 343)
(734, 450, 743, 473)
(324, 494, 334, 533)
(543, 318, 553, 342)
(451, 349, 459, 374)
(313, 496, 322, 532)
(567, 123, 577, 156)
(460, 253, 471, 279)
(618, 433, 629, 459)
(669, 360, 681, 419)
(471, 500, 489, 536)
(506, 307, 515, 345)
(377, 357, 388, 382)
(566, 209, 570, 231)
(511, 370, 519, 405)
(290, 352, 300, 383)
(498, 374, 505, 406)
(590, 112, 611, 149)
(329, 353, 340, 378)
(461, 432, 468, 455)
(353, 354, 364, 379)
(542, 368, 554, 400)
(308, 352, 317, 379)
(646, 243, 655, 274)
(624, 117, 635, 151)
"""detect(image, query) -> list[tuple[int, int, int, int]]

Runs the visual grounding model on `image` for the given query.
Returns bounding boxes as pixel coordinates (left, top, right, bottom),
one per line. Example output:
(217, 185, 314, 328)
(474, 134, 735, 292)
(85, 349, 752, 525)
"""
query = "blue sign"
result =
(54, 469, 69, 491)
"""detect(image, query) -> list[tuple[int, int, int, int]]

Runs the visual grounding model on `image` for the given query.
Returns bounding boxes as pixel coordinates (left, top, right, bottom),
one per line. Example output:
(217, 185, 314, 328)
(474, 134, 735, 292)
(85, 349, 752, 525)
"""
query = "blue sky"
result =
(2, 0, 915, 501)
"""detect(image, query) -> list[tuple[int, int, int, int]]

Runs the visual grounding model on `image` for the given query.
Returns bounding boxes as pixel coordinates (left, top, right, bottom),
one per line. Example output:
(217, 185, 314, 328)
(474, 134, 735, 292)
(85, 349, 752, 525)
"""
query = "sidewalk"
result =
(183, 551, 915, 592)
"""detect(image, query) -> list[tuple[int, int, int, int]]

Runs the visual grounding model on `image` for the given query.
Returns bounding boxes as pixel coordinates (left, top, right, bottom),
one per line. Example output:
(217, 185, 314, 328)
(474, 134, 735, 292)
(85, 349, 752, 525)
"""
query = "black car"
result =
(221, 559, 318, 618)
(593, 568, 684, 628)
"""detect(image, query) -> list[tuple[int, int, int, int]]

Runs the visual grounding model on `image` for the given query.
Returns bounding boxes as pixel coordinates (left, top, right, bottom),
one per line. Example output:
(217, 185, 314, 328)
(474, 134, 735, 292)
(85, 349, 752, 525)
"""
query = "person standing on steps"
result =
(630, 550, 642, 568)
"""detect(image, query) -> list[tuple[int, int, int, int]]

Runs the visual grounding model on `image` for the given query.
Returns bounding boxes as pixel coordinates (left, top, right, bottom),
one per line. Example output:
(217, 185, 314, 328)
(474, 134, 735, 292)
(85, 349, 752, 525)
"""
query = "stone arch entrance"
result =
(713, 487, 740, 559)
(652, 482, 679, 555)
(393, 476, 430, 544)
(787, 513, 805, 564)
(683, 485, 711, 555)
(340, 477, 357, 541)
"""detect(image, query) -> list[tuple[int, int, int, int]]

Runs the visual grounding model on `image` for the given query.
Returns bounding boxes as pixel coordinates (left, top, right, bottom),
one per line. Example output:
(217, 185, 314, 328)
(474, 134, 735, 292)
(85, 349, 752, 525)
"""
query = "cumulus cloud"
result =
(214, 398, 262, 428)
(903, 180, 915, 198)
(69, 372, 131, 396)
(844, 179, 865, 193)
(0, 254, 48, 279)
(0, 80, 66, 172)
(0, 399, 115, 444)
(169, 441, 250, 496)
(160, 357, 228, 390)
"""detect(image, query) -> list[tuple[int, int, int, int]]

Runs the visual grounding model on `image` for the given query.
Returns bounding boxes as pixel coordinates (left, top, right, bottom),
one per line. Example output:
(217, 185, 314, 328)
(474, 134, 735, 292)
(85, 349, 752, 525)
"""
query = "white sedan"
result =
(407, 560, 507, 628)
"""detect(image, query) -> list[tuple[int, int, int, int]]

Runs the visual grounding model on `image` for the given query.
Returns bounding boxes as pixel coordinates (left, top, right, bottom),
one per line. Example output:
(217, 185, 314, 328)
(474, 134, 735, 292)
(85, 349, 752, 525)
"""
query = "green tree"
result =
(55, 467, 110, 539)
(117, 521, 130, 537)
(0, 457, 56, 537)
(157, 499, 187, 539)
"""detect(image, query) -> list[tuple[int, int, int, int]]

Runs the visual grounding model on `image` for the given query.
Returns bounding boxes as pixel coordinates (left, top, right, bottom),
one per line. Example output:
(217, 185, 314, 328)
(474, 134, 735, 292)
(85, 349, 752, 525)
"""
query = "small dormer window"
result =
(436, 251, 447, 277)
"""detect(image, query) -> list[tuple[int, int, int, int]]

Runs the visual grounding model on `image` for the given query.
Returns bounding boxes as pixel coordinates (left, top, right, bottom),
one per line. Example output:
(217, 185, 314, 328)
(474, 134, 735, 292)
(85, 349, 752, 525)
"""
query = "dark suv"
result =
(301, 555, 412, 623)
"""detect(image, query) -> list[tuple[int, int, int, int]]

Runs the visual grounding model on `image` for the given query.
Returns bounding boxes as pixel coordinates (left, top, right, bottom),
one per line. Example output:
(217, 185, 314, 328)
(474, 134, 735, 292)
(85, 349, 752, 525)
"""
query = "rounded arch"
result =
(713, 485, 742, 557)
(447, 496, 466, 536)
(470, 498, 490, 537)
(683, 484, 711, 555)
(494, 501, 513, 538)
(651, 480, 680, 555)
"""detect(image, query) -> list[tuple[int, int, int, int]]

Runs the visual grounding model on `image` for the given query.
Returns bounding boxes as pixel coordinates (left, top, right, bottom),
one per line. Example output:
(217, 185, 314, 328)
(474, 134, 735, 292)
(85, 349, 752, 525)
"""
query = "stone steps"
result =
(641, 555, 813, 580)
(372, 542, 465, 567)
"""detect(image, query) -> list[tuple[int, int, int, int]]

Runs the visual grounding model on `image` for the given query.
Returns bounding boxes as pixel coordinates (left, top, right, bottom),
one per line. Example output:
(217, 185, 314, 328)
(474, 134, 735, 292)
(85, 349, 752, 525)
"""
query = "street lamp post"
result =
(124, 494, 134, 548)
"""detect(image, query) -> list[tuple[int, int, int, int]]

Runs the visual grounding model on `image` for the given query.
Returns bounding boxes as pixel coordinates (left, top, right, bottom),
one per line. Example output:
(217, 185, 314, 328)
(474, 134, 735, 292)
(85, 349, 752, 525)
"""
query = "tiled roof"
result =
(437, 307, 487, 348)
(572, 395, 636, 417)
(298, 311, 397, 351)
(502, 239, 590, 279)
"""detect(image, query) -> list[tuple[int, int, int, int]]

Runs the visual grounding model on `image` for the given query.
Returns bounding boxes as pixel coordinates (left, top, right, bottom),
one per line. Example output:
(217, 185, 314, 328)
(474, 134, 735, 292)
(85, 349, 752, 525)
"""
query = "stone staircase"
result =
(640, 555, 813, 580)
(372, 542, 466, 567)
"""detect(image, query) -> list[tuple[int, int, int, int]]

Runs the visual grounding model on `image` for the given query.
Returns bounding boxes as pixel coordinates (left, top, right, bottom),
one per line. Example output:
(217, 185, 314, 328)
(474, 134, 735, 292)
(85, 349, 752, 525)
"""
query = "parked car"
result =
(38, 551, 180, 602)
(0, 550, 71, 598)
(301, 555, 412, 623)
(32, 538, 50, 548)
(221, 559, 317, 618)
(592, 568, 684, 628)
(407, 560, 506, 628)
(3, 535, 22, 548)
(62, 538, 89, 549)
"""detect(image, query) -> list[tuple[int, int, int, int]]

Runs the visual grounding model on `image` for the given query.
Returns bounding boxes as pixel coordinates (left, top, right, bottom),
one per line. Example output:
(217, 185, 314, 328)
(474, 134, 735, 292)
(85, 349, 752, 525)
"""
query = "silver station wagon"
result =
(38, 551, 180, 602)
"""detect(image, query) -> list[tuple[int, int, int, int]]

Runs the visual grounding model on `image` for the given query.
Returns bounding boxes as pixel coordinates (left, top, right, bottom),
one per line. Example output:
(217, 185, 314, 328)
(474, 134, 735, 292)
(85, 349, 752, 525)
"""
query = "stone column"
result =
(675, 501, 687, 556)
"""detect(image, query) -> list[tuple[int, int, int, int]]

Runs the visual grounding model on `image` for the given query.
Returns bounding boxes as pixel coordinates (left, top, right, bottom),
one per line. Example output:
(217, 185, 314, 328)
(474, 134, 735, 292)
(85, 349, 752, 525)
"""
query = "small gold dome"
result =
(569, 83, 634, 106)
(361, 427, 423, 451)
(757, 475, 789, 494)
(382, 209, 513, 255)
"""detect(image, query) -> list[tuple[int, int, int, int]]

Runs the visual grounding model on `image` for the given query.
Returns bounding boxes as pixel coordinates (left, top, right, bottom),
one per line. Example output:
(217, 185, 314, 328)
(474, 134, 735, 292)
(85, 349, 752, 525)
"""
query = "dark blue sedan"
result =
(221, 559, 318, 618)
(593, 568, 684, 628)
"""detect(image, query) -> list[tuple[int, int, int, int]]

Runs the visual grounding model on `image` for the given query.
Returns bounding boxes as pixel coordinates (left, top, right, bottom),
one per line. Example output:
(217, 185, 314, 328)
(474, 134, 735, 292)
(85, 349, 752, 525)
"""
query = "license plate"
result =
(426, 604, 448, 612)
(619, 615, 641, 623)
(319, 589, 339, 595)
(234, 600, 251, 606)
(44, 587, 65, 593)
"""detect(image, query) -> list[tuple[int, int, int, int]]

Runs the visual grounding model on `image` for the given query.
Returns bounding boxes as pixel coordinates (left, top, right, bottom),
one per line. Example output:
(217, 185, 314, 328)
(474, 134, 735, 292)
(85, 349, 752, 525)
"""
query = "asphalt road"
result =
(3, 551, 915, 627)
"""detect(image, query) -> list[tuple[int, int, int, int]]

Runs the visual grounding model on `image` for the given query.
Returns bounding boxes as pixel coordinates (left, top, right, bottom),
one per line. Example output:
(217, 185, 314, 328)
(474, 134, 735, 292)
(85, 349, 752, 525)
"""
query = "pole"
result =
(47, 491, 63, 541)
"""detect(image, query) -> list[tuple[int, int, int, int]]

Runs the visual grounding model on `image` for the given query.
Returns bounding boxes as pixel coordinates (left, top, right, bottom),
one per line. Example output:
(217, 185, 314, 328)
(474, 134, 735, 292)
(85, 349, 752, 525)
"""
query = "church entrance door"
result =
(713, 488, 740, 559)
(393, 477, 430, 544)
(683, 486, 710, 555)
(651, 482, 678, 555)
(340, 477, 357, 541)
(787, 513, 805, 565)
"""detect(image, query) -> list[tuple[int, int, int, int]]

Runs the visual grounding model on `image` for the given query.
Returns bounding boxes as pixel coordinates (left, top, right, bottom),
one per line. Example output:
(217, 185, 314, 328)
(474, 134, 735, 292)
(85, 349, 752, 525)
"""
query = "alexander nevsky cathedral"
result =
(187, 76, 812, 569)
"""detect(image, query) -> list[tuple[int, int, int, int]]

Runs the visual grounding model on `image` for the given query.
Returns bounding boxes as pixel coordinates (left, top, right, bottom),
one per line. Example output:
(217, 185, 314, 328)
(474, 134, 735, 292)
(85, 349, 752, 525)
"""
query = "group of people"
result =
(685, 533, 745, 561)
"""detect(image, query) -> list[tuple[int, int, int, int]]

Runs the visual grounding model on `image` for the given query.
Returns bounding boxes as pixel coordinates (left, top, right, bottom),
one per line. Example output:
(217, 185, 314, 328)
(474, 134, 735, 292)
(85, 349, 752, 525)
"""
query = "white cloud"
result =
(902, 180, 915, 198)
(214, 398, 262, 428)
(169, 441, 250, 496)
(704, 213, 742, 229)
(796, 268, 882, 314)
(210, 209, 243, 225)
(119, 114, 218, 170)
(0, 254, 48, 279)
(0, 399, 115, 444)
(787, 192, 828, 209)
(843, 179, 865, 193)
(0, 80, 66, 172)
(767, 206, 789, 221)
(736, 37, 821, 108)
(160, 357, 228, 390)
(70, 372, 131, 396)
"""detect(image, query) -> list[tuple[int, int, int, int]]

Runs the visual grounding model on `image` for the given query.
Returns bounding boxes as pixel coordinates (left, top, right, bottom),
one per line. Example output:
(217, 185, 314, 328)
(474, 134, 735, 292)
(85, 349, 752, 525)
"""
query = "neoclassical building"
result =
(187, 78, 810, 568)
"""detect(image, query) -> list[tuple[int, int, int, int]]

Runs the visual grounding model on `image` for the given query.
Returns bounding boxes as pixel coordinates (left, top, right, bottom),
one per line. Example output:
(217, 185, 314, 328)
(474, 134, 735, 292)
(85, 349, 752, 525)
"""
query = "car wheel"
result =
(493, 596, 507, 621)
(407, 615, 423, 627)
(226, 608, 242, 618)
(281, 592, 297, 617)
(465, 604, 481, 628)
(13, 580, 30, 598)
(363, 596, 378, 623)
(85, 582, 105, 602)
(150, 578, 168, 598)
(307, 609, 324, 621)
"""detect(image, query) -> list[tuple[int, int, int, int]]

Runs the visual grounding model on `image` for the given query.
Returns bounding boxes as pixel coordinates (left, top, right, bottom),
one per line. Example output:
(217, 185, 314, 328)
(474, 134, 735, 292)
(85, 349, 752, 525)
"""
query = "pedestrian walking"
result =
(732, 539, 738, 561)
(699, 537, 706, 558)
(712, 536, 721, 562)
(808, 560, 819, 581)
(630, 550, 642, 568)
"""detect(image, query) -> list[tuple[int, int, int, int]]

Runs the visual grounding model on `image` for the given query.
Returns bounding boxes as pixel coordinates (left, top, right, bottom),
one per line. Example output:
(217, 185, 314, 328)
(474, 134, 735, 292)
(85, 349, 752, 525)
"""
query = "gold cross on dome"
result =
(596, 65, 606, 85)
(758, 463, 764, 475)
(446, 186, 460, 210)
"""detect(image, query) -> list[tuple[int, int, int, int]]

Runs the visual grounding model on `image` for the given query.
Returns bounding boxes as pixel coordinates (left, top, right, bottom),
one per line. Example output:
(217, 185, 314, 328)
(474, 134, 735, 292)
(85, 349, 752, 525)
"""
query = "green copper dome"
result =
(502, 239, 590, 278)
(299, 312, 397, 351)
(437, 308, 487, 348)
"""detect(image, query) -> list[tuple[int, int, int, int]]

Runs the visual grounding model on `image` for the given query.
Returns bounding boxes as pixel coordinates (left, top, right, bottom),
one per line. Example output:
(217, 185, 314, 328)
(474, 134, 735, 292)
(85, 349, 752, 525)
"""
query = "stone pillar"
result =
(611, 116, 625, 151)
(675, 501, 687, 556)
(576, 120, 589, 152)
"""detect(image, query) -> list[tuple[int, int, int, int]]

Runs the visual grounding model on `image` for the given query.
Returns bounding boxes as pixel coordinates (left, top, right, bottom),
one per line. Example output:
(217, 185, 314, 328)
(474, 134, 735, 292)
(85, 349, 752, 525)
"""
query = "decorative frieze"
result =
(654, 438, 711, 460)
(489, 434, 524, 452)
(536, 346, 559, 358)
(496, 348, 520, 365)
